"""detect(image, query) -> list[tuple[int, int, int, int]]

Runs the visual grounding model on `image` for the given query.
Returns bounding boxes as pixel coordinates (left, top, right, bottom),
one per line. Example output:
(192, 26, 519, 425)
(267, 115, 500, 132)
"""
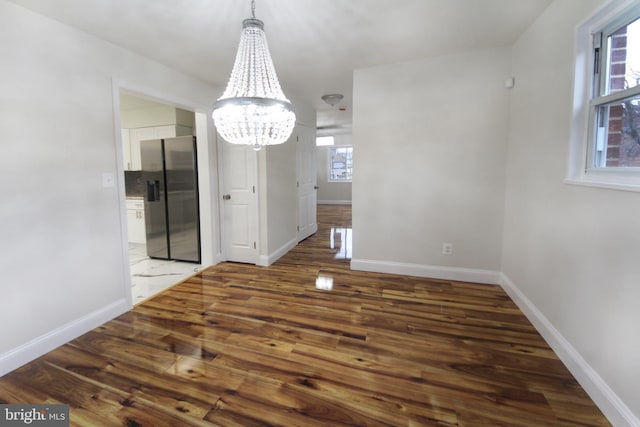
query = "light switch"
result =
(102, 172, 115, 188)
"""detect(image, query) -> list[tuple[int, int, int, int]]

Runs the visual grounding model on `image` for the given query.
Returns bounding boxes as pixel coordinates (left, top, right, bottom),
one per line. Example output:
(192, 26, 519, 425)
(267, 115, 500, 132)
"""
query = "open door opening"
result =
(118, 92, 202, 304)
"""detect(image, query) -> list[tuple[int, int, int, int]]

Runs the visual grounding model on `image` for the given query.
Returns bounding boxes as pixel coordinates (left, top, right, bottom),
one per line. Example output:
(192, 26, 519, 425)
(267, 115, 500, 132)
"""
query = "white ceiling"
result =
(8, 0, 553, 131)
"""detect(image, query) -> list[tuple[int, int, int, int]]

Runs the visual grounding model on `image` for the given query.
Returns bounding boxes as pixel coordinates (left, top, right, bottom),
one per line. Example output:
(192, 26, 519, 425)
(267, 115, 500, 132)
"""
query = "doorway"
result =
(119, 92, 202, 304)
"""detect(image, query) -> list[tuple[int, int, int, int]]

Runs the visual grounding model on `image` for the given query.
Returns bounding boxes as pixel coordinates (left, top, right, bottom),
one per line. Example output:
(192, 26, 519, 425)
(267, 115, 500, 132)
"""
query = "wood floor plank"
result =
(0, 205, 610, 426)
(44, 344, 225, 419)
(235, 375, 389, 426)
(282, 374, 460, 426)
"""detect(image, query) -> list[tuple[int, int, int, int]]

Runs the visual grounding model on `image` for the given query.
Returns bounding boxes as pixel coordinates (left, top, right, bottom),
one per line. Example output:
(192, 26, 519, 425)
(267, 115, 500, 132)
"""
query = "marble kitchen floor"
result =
(128, 243, 202, 305)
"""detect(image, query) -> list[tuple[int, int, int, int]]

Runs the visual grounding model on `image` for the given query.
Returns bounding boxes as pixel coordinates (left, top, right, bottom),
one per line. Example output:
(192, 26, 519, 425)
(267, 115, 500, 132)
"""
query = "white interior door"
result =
(221, 143, 258, 263)
(297, 124, 317, 241)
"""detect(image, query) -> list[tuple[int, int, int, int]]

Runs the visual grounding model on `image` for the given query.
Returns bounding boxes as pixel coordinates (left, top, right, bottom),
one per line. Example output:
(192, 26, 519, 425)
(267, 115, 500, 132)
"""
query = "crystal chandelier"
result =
(212, 0, 295, 151)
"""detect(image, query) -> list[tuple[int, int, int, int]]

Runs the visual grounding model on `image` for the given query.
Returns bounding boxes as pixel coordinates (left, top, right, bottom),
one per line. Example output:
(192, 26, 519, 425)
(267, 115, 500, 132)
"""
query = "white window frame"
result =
(567, 0, 640, 192)
(328, 145, 353, 183)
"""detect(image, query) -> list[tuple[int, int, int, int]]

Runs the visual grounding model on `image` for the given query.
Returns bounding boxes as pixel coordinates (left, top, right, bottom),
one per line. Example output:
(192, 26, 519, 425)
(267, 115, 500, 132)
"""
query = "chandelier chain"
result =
(251, 0, 256, 18)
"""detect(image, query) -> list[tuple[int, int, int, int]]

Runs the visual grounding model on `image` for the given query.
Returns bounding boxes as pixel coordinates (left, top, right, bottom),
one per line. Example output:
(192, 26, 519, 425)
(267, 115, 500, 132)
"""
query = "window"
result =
(329, 146, 353, 182)
(569, 2, 640, 190)
(590, 10, 640, 169)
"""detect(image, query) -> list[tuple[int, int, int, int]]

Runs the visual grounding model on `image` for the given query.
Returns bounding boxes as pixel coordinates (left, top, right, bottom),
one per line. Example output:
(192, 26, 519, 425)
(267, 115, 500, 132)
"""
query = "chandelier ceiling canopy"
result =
(212, 0, 295, 151)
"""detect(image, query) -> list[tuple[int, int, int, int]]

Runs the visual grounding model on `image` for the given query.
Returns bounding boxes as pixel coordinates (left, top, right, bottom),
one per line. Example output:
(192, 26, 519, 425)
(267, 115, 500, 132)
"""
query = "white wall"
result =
(260, 139, 298, 263)
(316, 133, 353, 204)
(351, 47, 511, 283)
(0, 0, 219, 375)
(258, 93, 316, 265)
(502, 0, 640, 424)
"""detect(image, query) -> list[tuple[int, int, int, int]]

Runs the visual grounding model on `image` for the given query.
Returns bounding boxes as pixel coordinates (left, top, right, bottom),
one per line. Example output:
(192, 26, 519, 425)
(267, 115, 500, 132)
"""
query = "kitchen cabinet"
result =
(126, 199, 146, 244)
(122, 125, 192, 171)
(128, 127, 154, 171)
(121, 129, 131, 171)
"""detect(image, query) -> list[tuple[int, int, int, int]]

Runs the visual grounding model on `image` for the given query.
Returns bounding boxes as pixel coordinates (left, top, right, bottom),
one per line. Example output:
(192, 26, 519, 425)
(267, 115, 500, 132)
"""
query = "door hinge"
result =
(297, 181, 299, 188)
(252, 185, 255, 194)
(253, 241, 256, 249)
(297, 225, 300, 231)
(297, 135, 299, 142)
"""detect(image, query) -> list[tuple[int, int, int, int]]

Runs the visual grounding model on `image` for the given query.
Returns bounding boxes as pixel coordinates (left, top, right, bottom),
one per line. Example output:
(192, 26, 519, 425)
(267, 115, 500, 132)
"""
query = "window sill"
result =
(564, 176, 640, 193)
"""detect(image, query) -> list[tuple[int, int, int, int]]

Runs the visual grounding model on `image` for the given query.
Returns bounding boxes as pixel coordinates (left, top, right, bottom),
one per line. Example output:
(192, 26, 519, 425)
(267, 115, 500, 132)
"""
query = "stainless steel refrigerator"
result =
(141, 136, 201, 263)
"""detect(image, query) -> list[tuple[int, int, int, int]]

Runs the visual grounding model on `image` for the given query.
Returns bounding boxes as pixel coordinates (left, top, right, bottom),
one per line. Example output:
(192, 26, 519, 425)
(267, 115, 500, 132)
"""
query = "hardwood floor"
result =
(0, 205, 610, 426)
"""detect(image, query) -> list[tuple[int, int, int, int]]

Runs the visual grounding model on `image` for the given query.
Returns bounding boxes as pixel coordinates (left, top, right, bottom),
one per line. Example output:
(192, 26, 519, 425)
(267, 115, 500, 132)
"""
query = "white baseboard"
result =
(317, 200, 352, 205)
(350, 258, 500, 285)
(0, 298, 129, 377)
(297, 223, 318, 243)
(499, 273, 639, 427)
(257, 237, 298, 267)
(214, 252, 225, 265)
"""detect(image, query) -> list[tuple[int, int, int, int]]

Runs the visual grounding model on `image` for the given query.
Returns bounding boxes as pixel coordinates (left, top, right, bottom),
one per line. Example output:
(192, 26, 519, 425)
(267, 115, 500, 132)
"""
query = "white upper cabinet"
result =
(128, 127, 155, 171)
(120, 99, 195, 171)
(121, 129, 132, 171)
(122, 125, 193, 171)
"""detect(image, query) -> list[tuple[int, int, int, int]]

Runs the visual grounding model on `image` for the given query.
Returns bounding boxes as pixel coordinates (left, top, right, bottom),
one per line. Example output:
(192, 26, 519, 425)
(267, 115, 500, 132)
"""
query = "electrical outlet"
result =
(442, 243, 453, 255)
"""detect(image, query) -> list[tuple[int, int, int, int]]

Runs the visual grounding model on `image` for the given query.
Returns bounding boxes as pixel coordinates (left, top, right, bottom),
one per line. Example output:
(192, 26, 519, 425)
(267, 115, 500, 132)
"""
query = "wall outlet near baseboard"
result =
(442, 243, 453, 255)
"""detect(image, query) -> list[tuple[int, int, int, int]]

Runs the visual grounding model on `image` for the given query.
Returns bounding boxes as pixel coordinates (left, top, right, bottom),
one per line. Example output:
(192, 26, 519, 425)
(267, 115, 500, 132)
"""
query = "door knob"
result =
(223, 194, 231, 200)
(314, 186, 318, 190)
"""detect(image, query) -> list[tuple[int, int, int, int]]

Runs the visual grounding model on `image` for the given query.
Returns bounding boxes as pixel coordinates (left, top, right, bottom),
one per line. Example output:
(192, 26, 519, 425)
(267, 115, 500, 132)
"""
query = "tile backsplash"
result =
(125, 171, 144, 198)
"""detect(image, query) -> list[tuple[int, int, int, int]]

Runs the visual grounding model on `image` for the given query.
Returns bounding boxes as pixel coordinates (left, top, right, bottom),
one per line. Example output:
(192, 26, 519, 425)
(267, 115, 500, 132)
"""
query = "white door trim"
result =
(111, 78, 219, 307)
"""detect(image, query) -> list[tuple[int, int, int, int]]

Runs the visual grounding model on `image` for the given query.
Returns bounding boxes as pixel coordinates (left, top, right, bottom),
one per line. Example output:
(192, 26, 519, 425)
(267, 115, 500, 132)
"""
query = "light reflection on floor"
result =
(315, 274, 334, 291)
(317, 226, 352, 291)
(330, 227, 352, 260)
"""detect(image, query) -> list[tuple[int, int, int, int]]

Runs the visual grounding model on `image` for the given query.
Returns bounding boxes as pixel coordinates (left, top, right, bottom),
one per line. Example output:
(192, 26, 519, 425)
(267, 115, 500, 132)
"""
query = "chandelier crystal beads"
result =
(212, 2, 295, 151)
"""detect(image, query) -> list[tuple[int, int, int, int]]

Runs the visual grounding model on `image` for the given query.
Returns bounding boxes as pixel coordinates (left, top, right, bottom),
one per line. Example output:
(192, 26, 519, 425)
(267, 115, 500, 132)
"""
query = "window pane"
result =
(594, 95, 640, 167)
(329, 146, 353, 181)
(607, 16, 640, 93)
